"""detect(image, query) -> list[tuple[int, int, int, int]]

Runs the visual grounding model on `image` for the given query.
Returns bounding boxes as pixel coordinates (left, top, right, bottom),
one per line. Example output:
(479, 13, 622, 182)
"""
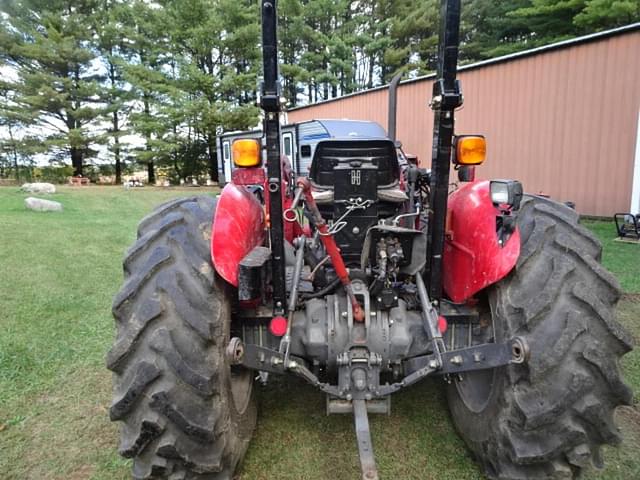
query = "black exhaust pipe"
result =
(387, 73, 402, 142)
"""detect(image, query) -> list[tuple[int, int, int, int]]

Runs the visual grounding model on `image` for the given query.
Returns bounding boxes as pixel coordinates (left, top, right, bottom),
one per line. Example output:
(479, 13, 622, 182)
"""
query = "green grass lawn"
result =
(582, 220, 640, 293)
(0, 186, 638, 480)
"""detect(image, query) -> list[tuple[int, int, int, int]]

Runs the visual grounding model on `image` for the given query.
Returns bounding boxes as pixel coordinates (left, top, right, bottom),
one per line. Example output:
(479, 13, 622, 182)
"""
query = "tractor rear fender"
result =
(442, 180, 520, 303)
(211, 183, 265, 286)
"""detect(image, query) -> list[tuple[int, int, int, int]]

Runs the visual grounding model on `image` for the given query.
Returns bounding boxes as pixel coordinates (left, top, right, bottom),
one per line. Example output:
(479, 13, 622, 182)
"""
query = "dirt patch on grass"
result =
(622, 293, 640, 303)
(66, 464, 95, 480)
(618, 406, 640, 432)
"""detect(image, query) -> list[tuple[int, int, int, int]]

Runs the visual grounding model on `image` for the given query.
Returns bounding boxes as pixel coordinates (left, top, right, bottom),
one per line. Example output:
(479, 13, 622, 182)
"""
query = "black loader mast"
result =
(260, 0, 286, 315)
(427, 0, 463, 301)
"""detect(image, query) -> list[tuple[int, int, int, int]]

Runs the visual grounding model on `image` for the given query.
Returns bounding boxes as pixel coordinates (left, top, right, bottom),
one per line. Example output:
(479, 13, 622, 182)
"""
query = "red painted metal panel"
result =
(442, 181, 520, 303)
(211, 183, 265, 286)
(232, 167, 266, 185)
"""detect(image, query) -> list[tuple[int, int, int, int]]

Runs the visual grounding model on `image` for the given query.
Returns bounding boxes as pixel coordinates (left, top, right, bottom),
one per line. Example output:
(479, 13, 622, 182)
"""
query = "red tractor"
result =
(107, 1, 633, 479)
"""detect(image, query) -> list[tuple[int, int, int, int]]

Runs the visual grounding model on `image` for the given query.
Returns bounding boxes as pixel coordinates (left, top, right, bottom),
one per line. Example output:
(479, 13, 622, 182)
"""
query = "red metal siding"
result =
(287, 31, 640, 216)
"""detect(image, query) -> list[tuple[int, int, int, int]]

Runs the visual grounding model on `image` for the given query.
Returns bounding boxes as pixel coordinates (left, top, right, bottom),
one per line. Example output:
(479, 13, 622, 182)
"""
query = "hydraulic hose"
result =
(296, 177, 365, 322)
(300, 277, 341, 300)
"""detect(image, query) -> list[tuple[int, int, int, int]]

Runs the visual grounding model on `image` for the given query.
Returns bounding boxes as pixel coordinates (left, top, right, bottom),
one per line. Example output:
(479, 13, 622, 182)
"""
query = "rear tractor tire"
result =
(448, 196, 633, 479)
(107, 196, 256, 480)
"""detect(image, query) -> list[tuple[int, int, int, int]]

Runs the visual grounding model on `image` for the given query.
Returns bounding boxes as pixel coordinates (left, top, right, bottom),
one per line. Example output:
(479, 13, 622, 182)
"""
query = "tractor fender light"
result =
(269, 316, 288, 337)
(233, 138, 261, 167)
(490, 180, 523, 210)
(454, 135, 486, 165)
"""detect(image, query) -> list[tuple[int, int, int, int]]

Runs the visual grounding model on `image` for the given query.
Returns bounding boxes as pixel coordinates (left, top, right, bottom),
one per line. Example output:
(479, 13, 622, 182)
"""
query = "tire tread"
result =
(108, 195, 255, 480)
(448, 195, 633, 479)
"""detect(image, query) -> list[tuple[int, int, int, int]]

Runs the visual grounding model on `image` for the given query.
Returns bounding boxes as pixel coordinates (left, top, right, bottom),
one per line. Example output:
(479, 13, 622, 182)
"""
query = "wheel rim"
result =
(454, 368, 497, 413)
(226, 313, 253, 416)
(453, 306, 499, 413)
(230, 367, 253, 415)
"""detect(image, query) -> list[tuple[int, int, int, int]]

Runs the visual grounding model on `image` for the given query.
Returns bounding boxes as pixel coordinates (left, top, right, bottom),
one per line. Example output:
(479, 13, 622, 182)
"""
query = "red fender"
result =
(211, 183, 265, 286)
(443, 180, 520, 303)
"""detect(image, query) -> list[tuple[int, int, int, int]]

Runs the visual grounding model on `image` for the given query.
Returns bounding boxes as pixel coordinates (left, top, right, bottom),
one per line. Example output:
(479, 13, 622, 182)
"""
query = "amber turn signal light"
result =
(454, 135, 486, 165)
(232, 139, 261, 167)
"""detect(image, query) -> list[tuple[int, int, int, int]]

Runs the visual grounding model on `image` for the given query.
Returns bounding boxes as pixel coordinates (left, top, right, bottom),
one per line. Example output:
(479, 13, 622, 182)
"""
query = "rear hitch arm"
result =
(229, 335, 528, 400)
(229, 336, 527, 480)
(403, 337, 529, 377)
(228, 340, 342, 397)
(229, 341, 382, 480)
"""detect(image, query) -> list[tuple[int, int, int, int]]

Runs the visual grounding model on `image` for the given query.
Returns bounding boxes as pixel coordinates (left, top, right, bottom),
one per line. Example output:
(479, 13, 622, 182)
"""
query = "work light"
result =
(490, 180, 523, 209)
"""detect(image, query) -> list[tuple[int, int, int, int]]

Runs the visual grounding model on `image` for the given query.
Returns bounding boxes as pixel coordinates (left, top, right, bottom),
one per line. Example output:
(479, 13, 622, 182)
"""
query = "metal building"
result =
(287, 24, 640, 217)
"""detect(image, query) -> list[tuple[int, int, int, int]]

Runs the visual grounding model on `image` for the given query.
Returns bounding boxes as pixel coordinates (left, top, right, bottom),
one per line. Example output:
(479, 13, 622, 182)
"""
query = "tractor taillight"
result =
(438, 315, 448, 334)
(233, 138, 261, 167)
(269, 316, 288, 337)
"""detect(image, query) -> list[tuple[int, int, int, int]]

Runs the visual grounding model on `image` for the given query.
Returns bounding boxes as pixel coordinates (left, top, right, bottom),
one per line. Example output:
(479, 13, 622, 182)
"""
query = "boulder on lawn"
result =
(20, 182, 56, 194)
(24, 197, 63, 212)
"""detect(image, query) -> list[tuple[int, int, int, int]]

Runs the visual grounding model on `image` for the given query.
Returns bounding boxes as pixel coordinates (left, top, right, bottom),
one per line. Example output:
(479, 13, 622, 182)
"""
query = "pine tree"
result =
(2, 0, 638, 181)
(461, 0, 532, 61)
(93, 0, 136, 184)
(1, 83, 29, 180)
(372, 0, 439, 81)
(279, 0, 307, 106)
(121, 0, 174, 184)
(162, 0, 260, 182)
(0, 0, 104, 176)
(574, 0, 640, 29)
